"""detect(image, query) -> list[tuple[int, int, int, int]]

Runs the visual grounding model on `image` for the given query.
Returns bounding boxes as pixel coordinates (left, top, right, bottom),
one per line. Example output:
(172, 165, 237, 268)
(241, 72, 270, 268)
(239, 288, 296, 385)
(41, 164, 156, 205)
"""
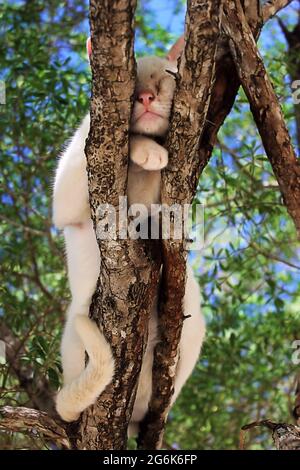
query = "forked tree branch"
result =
(0, 406, 70, 449)
(223, 0, 300, 236)
(196, 0, 291, 171)
(138, 0, 223, 450)
(196, 0, 299, 221)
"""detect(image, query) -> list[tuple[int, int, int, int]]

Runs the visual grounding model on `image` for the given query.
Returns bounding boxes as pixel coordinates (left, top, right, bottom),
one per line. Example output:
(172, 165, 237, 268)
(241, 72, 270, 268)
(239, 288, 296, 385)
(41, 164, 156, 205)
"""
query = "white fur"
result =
(53, 55, 205, 429)
(56, 315, 114, 422)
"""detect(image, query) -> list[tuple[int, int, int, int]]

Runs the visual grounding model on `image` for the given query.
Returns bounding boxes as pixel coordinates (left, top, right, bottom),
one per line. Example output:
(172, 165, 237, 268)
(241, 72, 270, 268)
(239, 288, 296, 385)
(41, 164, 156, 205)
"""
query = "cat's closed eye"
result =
(157, 75, 174, 93)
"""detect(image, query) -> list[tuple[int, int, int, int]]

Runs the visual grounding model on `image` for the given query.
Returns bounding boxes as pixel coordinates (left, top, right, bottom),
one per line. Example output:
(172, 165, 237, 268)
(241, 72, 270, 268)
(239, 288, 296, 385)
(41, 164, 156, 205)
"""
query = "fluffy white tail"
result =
(56, 315, 114, 422)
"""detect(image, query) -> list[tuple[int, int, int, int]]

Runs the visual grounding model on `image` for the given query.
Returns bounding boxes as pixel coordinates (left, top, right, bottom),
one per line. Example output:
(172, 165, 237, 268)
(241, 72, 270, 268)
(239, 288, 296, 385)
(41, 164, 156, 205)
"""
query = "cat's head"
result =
(131, 56, 176, 137)
(86, 36, 184, 137)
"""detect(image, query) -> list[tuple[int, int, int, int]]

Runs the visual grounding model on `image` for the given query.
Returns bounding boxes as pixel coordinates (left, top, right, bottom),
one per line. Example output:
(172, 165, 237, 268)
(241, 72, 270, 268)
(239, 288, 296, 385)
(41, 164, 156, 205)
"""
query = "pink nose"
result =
(138, 91, 155, 107)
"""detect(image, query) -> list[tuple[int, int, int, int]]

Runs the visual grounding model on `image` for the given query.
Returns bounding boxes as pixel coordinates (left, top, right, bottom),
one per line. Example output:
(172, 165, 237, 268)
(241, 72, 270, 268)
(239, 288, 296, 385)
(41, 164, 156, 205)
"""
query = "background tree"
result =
(0, 0, 300, 450)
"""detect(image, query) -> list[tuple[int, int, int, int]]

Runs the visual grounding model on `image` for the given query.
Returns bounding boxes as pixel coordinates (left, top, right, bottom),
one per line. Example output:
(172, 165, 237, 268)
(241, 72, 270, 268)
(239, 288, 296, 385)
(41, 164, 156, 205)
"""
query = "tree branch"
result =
(138, 0, 223, 450)
(195, 0, 284, 177)
(0, 406, 70, 449)
(241, 419, 300, 450)
(262, 0, 294, 23)
(223, 0, 300, 236)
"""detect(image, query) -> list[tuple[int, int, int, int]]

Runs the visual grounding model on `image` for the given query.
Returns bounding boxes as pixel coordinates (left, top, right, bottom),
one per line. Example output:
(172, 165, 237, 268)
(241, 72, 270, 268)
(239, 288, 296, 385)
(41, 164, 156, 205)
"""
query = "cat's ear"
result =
(166, 35, 185, 62)
(86, 37, 92, 59)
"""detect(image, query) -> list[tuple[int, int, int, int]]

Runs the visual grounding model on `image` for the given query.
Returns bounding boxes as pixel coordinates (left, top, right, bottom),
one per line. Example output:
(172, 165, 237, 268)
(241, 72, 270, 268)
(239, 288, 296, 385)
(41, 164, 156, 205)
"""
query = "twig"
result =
(248, 241, 300, 270)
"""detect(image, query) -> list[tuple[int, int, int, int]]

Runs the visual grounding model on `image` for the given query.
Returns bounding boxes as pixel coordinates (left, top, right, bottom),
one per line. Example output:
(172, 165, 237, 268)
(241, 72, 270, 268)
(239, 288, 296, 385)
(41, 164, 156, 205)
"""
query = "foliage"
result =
(0, 0, 299, 450)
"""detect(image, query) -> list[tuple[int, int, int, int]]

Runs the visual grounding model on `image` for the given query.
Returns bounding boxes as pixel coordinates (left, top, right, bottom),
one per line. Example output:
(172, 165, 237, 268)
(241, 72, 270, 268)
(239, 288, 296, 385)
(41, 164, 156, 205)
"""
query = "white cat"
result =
(52, 37, 205, 434)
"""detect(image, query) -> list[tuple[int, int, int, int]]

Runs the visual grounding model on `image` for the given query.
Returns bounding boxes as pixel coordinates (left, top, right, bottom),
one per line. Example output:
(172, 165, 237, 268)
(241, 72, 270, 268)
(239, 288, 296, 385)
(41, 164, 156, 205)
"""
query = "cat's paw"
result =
(130, 140, 168, 171)
(142, 146, 168, 171)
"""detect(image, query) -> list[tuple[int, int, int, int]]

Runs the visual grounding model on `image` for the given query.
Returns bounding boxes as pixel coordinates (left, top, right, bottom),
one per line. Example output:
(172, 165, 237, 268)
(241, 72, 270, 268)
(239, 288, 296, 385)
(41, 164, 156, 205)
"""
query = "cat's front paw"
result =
(142, 145, 168, 171)
(130, 140, 168, 171)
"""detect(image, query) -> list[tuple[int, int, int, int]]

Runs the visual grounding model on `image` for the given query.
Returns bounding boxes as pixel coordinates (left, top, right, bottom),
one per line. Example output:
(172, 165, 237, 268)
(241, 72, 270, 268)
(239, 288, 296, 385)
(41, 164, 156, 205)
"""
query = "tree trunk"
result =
(77, 0, 162, 450)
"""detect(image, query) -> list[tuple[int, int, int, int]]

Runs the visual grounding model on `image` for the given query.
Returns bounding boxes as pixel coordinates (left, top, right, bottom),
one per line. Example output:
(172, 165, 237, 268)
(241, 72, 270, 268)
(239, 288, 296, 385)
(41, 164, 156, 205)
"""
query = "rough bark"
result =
(223, 0, 300, 237)
(138, 0, 223, 450)
(243, 0, 262, 34)
(0, 406, 70, 449)
(77, 0, 161, 450)
(272, 423, 300, 450)
(196, 0, 293, 175)
(241, 419, 300, 450)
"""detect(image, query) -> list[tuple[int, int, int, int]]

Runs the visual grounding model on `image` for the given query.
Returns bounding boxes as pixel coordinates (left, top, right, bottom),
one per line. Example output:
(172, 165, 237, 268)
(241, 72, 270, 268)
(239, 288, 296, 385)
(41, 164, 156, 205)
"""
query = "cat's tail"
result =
(56, 315, 114, 422)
